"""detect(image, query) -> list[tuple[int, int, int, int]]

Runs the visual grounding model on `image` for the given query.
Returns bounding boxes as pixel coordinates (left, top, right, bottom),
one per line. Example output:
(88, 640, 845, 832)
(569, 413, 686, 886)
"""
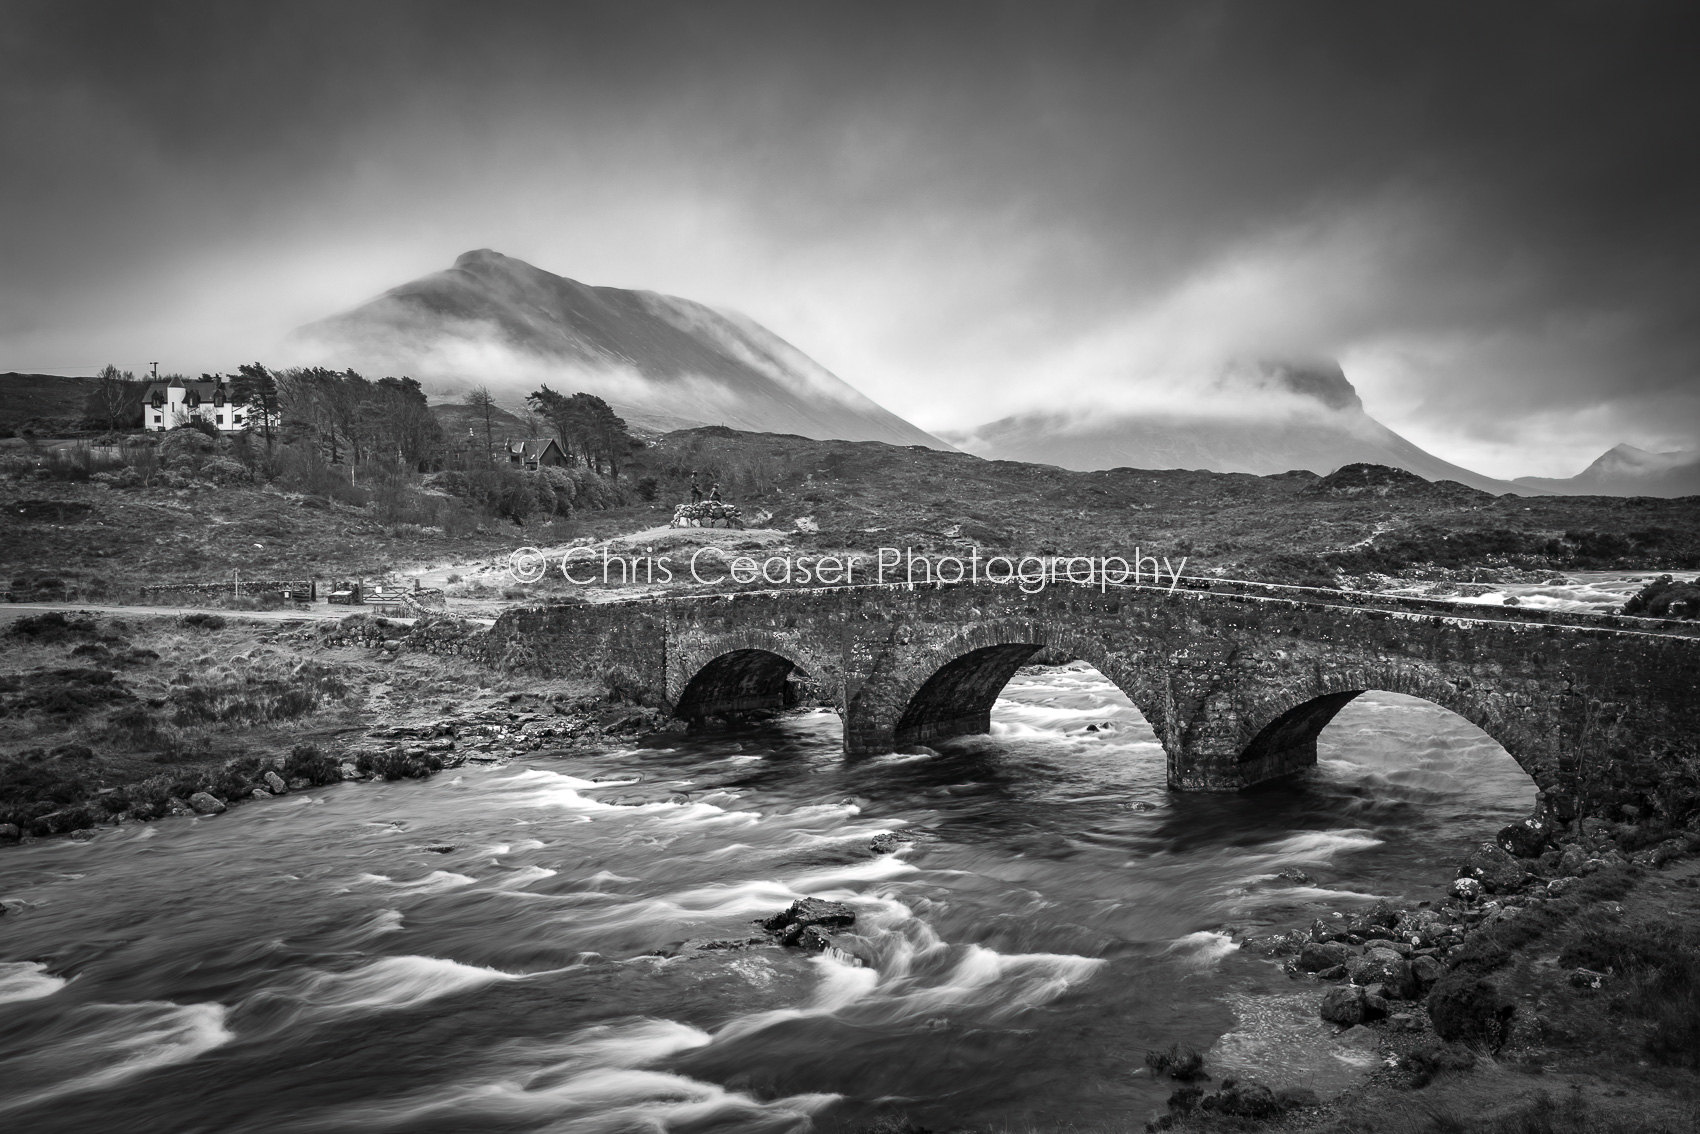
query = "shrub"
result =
(1144, 1042, 1205, 1080)
(282, 743, 342, 786)
(180, 612, 227, 630)
(356, 750, 442, 781)
(1428, 972, 1515, 1048)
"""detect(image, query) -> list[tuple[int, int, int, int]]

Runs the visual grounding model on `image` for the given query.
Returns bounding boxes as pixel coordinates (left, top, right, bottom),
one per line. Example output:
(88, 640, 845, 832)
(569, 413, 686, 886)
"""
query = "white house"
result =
(144, 377, 250, 432)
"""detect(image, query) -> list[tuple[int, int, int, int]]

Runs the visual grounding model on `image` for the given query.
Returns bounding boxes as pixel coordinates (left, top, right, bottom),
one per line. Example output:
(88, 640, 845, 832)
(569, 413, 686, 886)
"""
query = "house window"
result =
(232, 414, 244, 424)
(153, 414, 162, 424)
(187, 393, 200, 408)
(151, 394, 164, 408)
(214, 391, 225, 407)
(216, 414, 225, 425)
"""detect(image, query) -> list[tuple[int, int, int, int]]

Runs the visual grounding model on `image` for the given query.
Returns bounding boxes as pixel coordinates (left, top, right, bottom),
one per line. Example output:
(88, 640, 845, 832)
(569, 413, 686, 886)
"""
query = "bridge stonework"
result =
(484, 582, 1700, 819)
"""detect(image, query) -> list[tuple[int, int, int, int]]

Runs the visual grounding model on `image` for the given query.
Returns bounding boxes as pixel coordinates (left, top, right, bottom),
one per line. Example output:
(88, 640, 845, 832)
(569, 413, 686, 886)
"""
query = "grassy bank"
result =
(0, 610, 655, 841)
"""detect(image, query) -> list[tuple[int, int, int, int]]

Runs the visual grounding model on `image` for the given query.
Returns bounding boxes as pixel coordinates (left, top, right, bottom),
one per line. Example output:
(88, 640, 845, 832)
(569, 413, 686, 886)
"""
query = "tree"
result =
(463, 385, 498, 468)
(232, 362, 279, 452)
(525, 387, 632, 477)
(374, 376, 443, 468)
(84, 364, 142, 432)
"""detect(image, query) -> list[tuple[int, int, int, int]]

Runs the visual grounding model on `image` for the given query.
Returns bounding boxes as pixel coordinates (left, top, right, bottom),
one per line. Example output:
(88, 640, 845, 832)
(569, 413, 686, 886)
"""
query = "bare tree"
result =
(463, 385, 498, 467)
(86, 364, 140, 431)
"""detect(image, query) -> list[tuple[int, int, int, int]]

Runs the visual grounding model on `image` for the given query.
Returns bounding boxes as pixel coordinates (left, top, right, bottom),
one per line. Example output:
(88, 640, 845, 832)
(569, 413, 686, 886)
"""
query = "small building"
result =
(143, 377, 248, 433)
(506, 437, 568, 470)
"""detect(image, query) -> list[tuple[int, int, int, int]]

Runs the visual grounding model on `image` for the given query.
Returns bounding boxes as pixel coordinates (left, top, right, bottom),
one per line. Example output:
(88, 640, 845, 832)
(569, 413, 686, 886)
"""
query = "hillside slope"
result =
(948, 362, 1529, 496)
(294, 249, 951, 450)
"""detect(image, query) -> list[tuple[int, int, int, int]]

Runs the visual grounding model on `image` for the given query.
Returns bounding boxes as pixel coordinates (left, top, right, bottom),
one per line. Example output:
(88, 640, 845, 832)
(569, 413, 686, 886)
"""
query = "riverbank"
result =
(1131, 822, 1700, 1134)
(0, 609, 663, 843)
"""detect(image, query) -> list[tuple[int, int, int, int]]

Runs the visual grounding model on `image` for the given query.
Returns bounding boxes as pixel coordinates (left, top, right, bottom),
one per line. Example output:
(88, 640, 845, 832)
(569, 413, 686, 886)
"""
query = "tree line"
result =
(84, 363, 636, 478)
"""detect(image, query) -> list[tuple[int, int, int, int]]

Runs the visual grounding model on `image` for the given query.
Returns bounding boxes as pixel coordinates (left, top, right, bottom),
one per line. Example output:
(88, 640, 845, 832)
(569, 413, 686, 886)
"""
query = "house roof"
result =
(145, 379, 230, 399)
(507, 437, 565, 459)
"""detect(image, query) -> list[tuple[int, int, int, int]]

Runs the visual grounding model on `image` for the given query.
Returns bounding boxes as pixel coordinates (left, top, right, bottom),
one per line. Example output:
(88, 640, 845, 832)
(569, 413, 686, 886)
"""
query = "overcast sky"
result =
(3, 1, 1698, 477)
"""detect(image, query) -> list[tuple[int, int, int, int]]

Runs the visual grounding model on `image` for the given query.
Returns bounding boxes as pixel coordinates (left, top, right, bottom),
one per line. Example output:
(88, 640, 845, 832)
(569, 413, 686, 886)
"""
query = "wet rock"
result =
(1310, 916, 1351, 943)
(1274, 868, 1314, 885)
(424, 844, 456, 854)
(251, 788, 273, 799)
(796, 924, 840, 952)
(0, 823, 21, 843)
(338, 762, 363, 780)
(1458, 841, 1527, 893)
(1129, 801, 1157, 812)
(166, 797, 195, 816)
(1298, 941, 1353, 972)
(1316, 963, 1348, 980)
(1349, 948, 1417, 999)
(287, 777, 311, 791)
(761, 897, 856, 947)
(187, 792, 226, 815)
(1497, 817, 1552, 858)
(1320, 983, 1384, 1025)
(1347, 900, 1400, 935)
(869, 831, 915, 854)
(263, 771, 288, 794)
(68, 828, 97, 841)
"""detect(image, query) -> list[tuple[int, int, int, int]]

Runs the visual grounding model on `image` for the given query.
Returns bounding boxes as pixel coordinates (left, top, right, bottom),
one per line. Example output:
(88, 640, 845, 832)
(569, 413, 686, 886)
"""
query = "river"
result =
(0, 663, 1535, 1133)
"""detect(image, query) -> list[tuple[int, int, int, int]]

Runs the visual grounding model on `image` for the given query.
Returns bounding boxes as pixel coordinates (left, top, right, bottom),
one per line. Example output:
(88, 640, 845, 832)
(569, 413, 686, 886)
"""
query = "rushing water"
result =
(0, 664, 1536, 1133)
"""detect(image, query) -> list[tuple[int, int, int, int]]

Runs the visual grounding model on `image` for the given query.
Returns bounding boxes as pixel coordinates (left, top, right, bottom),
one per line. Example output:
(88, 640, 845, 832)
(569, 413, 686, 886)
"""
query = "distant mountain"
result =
(293, 249, 950, 450)
(1514, 444, 1700, 498)
(946, 361, 1530, 495)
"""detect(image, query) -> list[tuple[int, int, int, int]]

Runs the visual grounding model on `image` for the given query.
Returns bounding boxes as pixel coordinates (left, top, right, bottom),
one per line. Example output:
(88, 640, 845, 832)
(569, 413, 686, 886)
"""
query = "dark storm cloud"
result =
(3, 1, 1698, 475)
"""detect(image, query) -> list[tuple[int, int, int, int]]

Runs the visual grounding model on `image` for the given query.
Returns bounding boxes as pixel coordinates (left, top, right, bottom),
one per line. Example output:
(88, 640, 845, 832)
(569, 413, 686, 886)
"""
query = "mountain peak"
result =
(452, 248, 505, 268)
(1262, 359, 1362, 412)
(293, 251, 952, 450)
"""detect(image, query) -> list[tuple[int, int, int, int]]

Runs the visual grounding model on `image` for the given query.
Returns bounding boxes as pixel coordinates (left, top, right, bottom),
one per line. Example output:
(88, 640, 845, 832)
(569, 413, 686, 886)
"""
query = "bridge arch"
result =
(846, 619, 1171, 760)
(1235, 666, 1556, 792)
(669, 630, 838, 727)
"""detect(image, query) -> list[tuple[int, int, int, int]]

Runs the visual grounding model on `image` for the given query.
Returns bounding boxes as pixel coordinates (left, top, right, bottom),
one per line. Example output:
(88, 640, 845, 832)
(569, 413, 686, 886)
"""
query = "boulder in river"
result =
(869, 831, 915, 854)
(187, 792, 227, 815)
(0, 822, 21, 843)
(263, 771, 288, 795)
(1457, 841, 1526, 893)
(760, 897, 856, 947)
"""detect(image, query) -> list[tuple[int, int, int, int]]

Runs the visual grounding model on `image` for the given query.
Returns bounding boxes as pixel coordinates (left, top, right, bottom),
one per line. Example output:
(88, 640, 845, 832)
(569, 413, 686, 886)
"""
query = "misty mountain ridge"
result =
(1514, 443, 1700, 497)
(947, 360, 1531, 496)
(292, 249, 951, 449)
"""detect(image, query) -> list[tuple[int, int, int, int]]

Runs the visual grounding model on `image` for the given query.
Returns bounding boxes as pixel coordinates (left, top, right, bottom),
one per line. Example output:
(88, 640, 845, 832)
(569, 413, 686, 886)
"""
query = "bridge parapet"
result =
(486, 578, 1700, 819)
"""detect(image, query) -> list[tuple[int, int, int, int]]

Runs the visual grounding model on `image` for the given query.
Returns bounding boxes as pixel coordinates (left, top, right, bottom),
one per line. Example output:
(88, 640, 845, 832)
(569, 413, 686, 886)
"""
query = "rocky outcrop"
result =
(1457, 841, 1528, 893)
(759, 897, 857, 950)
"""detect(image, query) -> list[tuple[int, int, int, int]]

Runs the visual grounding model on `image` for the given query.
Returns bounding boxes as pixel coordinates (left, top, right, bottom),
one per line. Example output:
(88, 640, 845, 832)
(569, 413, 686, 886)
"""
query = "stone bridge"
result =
(484, 578, 1700, 818)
